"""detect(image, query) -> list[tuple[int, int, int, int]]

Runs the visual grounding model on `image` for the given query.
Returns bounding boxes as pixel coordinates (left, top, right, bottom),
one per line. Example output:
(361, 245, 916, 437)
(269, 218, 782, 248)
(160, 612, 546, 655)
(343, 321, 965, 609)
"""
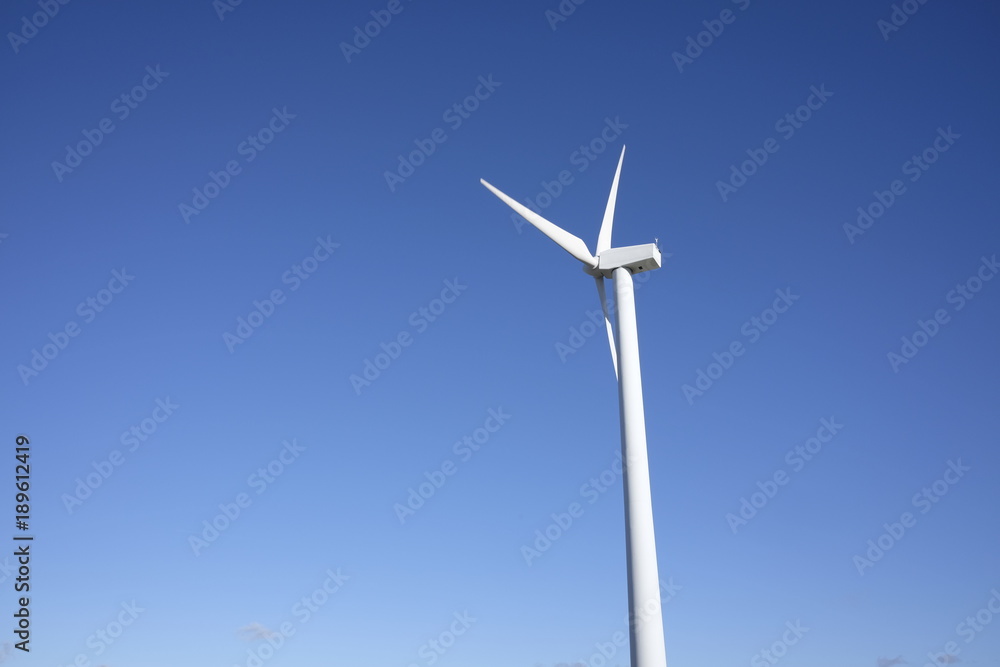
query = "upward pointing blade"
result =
(595, 276, 618, 379)
(596, 146, 626, 255)
(480, 179, 597, 268)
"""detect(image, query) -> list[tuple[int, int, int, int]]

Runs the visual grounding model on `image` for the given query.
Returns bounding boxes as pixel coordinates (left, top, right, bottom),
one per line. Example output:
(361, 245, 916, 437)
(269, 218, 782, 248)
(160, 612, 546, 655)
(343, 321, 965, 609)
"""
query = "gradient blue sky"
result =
(3, 1, 999, 666)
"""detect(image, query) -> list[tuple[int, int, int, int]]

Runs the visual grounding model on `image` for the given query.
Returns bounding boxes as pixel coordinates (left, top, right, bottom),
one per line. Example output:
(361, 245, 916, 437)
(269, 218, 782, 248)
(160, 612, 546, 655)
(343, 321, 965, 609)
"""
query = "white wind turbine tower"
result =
(481, 146, 667, 667)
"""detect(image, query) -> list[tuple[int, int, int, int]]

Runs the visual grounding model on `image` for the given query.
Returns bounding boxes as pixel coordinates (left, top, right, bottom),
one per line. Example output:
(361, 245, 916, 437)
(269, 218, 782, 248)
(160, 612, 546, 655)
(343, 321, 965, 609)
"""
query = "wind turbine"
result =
(480, 146, 667, 667)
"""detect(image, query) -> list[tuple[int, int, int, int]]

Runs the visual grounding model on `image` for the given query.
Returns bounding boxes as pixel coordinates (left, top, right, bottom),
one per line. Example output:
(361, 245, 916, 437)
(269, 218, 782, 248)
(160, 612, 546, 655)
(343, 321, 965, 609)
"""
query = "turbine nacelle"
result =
(585, 243, 662, 279)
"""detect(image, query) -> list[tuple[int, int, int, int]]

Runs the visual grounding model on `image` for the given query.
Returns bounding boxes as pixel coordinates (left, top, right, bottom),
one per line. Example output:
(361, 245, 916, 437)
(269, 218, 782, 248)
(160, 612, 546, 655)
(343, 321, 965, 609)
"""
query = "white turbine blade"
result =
(480, 178, 597, 267)
(596, 145, 626, 255)
(595, 276, 618, 379)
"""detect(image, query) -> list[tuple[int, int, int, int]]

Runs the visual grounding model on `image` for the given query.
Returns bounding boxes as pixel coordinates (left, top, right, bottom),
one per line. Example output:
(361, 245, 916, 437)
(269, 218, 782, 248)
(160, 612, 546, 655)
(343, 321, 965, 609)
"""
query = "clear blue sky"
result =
(3, 1, 999, 666)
